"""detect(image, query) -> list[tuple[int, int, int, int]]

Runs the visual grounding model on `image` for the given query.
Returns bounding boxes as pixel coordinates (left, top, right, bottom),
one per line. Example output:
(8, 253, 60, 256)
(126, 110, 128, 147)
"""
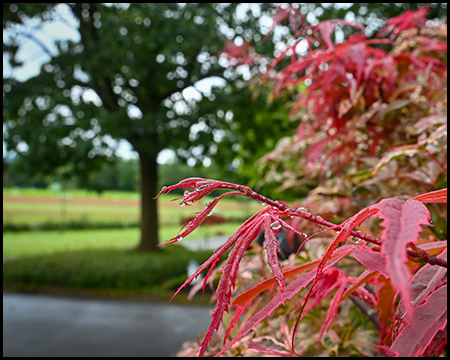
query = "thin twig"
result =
(221, 183, 447, 269)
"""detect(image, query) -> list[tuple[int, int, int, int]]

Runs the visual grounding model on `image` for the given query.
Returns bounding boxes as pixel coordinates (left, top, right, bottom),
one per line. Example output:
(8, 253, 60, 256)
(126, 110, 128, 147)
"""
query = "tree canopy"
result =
(3, 3, 283, 251)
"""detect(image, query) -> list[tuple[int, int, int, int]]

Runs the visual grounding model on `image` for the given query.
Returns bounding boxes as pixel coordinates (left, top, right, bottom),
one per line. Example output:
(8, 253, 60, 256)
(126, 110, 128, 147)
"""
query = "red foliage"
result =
(162, 6, 447, 358)
(157, 179, 447, 356)
(254, 6, 446, 200)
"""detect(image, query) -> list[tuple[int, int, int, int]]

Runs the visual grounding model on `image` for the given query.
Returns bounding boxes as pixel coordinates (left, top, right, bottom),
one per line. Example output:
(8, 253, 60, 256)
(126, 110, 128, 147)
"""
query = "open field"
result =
(3, 188, 243, 300)
(3, 223, 242, 258)
(3, 187, 260, 227)
(3, 187, 259, 258)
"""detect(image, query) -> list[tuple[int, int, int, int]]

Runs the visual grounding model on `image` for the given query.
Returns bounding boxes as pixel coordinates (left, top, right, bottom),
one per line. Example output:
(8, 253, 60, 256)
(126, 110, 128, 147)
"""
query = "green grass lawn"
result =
(2, 187, 251, 302)
(3, 223, 240, 258)
(3, 187, 260, 226)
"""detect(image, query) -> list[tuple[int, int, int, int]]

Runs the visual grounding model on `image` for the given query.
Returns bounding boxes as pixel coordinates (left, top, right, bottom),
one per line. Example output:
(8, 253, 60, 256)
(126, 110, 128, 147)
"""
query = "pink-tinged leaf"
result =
(318, 271, 347, 344)
(169, 207, 269, 302)
(348, 42, 367, 85)
(218, 270, 317, 357)
(341, 269, 379, 303)
(290, 224, 358, 349)
(374, 198, 432, 323)
(364, 55, 396, 89)
(377, 6, 429, 38)
(422, 324, 448, 357)
(415, 240, 447, 254)
(159, 191, 242, 246)
(410, 188, 447, 203)
(220, 250, 354, 356)
(263, 6, 305, 41)
(232, 245, 355, 308)
(389, 284, 447, 357)
(263, 216, 285, 293)
(198, 216, 264, 357)
(279, 317, 294, 350)
(417, 36, 447, 52)
(353, 246, 388, 277)
(246, 343, 298, 357)
(154, 177, 207, 198)
(410, 248, 447, 307)
(317, 21, 335, 50)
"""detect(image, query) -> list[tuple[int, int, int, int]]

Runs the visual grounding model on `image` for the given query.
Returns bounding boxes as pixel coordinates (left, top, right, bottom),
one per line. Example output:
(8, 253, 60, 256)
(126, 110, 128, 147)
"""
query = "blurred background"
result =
(3, 3, 447, 357)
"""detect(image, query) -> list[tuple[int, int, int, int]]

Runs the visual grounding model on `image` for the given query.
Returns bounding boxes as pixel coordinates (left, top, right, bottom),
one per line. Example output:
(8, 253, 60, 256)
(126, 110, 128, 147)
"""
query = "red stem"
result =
(221, 184, 447, 269)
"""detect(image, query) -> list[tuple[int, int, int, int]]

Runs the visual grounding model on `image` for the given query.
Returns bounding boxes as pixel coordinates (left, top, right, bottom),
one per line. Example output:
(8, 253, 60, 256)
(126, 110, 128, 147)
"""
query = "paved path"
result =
(3, 293, 213, 357)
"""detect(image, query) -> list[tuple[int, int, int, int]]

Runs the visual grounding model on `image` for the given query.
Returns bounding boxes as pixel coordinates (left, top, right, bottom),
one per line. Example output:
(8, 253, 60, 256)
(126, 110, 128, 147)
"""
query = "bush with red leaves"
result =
(158, 7, 447, 357)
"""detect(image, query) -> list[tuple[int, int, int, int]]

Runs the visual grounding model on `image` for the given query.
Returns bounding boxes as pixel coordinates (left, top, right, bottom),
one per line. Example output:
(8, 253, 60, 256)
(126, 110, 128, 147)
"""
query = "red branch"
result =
(158, 179, 447, 269)
(221, 183, 447, 269)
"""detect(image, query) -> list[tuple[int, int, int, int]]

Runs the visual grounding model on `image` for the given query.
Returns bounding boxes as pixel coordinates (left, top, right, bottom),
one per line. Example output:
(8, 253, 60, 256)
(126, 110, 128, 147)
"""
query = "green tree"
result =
(3, 3, 280, 251)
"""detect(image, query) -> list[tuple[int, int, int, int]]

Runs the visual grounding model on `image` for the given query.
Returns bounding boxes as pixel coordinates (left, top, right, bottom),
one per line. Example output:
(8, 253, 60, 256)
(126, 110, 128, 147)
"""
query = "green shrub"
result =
(3, 245, 213, 291)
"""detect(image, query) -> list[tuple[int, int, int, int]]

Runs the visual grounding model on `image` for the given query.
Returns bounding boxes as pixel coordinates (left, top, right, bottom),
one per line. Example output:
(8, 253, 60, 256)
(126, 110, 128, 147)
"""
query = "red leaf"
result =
(410, 188, 447, 203)
(341, 269, 377, 301)
(389, 284, 447, 357)
(375, 275, 397, 342)
(393, 248, 447, 344)
(317, 21, 335, 50)
(247, 343, 297, 357)
(168, 207, 268, 302)
(232, 245, 354, 308)
(159, 191, 241, 246)
(263, 216, 285, 293)
(353, 246, 388, 277)
(220, 248, 355, 356)
(198, 215, 264, 357)
(317, 270, 348, 344)
(374, 198, 432, 323)
(377, 6, 429, 38)
(348, 42, 367, 85)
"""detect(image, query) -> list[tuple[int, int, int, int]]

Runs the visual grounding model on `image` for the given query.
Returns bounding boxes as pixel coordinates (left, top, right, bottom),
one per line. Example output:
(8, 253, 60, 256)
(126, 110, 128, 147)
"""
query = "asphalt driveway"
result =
(3, 293, 213, 357)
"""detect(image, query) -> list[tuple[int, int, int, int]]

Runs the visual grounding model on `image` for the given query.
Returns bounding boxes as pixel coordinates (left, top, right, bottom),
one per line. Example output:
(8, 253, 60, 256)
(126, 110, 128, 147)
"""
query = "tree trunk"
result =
(137, 151, 159, 252)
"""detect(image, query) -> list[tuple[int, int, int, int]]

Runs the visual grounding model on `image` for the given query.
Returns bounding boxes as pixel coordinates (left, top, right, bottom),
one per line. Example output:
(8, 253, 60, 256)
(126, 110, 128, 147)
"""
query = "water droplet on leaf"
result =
(180, 201, 185, 207)
(316, 215, 323, 222)
(352, 236, 361, 244)
(176, 236, 183, 241)
(270, 220, 281, 230)
(207, 211, 212, 217)
(184, 189, 190, 196)
(297, 207, 312, 216)
(260, 202, 267, 206)
(161, 186, 167, 191)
